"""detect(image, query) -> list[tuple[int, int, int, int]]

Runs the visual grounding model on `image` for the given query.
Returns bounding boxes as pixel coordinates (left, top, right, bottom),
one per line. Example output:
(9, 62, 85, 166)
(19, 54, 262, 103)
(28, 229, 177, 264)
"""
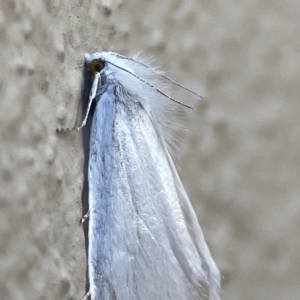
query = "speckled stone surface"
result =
(1, 1, 300, 299)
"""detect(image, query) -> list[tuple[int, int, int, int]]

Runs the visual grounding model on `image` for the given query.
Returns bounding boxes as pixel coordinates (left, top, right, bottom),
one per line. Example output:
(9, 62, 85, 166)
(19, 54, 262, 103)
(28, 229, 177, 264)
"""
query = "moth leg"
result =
(80, 290, 91, 300)
(56, 72, 100, 133)
(80, 210, 89, 225)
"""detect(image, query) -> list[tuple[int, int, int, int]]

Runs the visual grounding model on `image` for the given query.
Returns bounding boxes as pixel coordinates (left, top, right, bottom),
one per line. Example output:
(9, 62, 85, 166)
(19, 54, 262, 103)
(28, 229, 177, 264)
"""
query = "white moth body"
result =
(84, 52, 220, 300)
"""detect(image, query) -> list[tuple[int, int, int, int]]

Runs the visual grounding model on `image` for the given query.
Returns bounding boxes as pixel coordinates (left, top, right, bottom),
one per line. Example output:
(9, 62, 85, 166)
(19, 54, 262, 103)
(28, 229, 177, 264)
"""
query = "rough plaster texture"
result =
(1, 1, 300, 299)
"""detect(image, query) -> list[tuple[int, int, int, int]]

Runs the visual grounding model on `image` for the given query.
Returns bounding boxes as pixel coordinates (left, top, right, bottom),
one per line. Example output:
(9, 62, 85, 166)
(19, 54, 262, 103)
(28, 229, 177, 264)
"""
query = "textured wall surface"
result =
(1, 1, 300, 299)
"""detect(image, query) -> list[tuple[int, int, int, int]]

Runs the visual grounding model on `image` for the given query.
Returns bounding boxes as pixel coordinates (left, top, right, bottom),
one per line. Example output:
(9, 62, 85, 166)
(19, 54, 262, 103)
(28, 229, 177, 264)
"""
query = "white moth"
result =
(58, 51, 220, 300)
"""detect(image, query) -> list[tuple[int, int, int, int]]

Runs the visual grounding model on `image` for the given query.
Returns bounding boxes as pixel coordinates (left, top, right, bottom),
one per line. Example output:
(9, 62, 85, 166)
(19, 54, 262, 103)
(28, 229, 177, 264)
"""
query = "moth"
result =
(57, 51, 220, 300)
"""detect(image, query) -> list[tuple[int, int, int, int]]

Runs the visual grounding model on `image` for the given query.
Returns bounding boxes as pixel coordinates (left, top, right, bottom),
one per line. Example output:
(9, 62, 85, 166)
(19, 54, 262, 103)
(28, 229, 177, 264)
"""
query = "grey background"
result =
(1, 1, 299, 299)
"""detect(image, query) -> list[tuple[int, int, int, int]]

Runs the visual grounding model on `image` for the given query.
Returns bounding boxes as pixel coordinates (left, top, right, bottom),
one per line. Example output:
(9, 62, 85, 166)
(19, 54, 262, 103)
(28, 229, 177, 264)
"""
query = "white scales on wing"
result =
(59, 51, 221, 300)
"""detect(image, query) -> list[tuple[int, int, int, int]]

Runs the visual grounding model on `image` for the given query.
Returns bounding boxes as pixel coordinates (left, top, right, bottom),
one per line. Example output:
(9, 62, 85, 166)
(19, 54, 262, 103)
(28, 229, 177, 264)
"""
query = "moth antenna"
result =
(105, 60, 194, 110)
(111, 52, 203, 99)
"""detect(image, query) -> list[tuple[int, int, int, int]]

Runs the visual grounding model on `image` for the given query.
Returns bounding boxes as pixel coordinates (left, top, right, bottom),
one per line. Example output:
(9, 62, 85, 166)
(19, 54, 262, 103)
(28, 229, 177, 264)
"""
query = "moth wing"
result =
(88, 86, 219, 300)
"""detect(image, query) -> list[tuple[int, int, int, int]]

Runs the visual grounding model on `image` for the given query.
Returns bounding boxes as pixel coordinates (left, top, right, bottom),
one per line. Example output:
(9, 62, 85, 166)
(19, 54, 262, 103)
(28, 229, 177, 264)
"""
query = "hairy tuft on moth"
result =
(57, 51, 221, 300)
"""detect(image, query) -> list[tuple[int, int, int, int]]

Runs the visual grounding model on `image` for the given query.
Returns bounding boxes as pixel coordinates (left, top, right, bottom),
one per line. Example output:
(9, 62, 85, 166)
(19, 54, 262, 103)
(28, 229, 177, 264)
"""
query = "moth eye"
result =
(89, 59, 104, 74)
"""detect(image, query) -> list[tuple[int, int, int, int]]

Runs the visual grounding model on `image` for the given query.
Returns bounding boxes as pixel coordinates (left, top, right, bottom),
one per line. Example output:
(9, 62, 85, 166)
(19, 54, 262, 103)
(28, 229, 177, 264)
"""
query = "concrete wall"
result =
(1, 1, 299, 299)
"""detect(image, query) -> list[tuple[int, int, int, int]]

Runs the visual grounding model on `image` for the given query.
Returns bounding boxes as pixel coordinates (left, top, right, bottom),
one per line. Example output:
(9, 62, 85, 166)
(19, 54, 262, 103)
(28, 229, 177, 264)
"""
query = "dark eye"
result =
(89, 59, 104, 74)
